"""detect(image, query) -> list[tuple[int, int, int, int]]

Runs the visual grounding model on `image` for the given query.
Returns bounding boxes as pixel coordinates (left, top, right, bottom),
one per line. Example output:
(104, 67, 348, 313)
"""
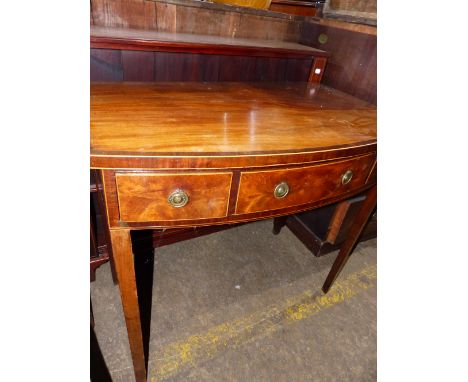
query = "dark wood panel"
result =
(153, 52, 179, 81)
(254, 57, 288, 81)
(122, 50, 154, 81)
(300, 21, 377, 104)
(284, 57, 312, 81)
(91, 49, 311, 82)
(153, 52, 205, 81)
(218, 56, 257, 81)
(200, 55, 221, 81)
(181, 53, 203, 81)
(90, 49, 123, 81)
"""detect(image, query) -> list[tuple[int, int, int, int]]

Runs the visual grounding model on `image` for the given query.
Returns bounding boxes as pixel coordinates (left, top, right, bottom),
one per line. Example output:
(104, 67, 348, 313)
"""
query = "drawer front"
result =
(116, 172, 232, 222)
(235, 155, 375, 215)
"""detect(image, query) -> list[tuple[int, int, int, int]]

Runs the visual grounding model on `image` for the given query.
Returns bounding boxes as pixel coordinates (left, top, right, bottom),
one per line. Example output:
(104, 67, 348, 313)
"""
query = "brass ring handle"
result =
(274, 181, 290, 199)
(341, 170, 353, 185)
(168, 189, 189, 208)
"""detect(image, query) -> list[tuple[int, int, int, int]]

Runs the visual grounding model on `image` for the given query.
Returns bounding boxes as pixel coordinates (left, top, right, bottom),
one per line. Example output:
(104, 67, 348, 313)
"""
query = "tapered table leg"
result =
(322, 185, 377, 294)
(110, 229, 147, 382)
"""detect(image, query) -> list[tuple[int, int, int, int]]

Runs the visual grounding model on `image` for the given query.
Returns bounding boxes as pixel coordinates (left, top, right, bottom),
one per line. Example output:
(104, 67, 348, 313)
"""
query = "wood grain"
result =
(235, 154, 374, 214)
(91, 82, 376, 157)
(301, 20, 376, 103)
(108, 181, 376, 229)
(91, 0, 157, 30)
(109, 229, 147, 382)
(91, 0, 303, 40)
(91, 26, 329, 58)
(325, 200, 350, 243)
(116, 172, 232, 222)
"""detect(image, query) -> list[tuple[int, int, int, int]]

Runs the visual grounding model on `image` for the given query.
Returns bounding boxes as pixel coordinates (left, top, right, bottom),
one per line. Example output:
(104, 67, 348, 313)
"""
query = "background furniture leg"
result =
(322, 185, 377, 293)
(110, 229, 147, 382)
(273, 216, 287, 234)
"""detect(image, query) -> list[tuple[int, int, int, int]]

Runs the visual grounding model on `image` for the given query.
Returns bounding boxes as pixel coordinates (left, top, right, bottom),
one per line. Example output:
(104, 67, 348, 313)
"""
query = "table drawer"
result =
(116, 172, 232, 222)
(235, 155, 375, 215)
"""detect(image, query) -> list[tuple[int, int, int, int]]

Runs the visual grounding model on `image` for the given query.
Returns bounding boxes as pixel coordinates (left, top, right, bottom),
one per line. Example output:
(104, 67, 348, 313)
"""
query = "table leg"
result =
(322, 185, 377, 294)
(272, 216, 287, 235)
(109, 229, 147, 382)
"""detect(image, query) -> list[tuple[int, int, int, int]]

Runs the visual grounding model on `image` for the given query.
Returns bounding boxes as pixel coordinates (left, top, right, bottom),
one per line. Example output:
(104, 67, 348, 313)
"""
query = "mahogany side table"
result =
(91, 82, 377, 382)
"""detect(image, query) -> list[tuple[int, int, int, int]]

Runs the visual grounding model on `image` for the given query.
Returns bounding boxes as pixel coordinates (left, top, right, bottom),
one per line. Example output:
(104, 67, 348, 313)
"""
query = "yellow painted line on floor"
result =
(150, 264, 376, 381)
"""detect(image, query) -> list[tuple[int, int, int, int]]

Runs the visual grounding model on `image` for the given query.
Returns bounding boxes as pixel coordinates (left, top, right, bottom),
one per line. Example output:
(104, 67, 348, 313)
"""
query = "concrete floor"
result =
(91, 219, 377, 382)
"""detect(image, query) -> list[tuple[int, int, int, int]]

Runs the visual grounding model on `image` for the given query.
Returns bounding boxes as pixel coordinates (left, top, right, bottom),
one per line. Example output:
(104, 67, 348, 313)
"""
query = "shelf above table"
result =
(91, 26, 329, 59)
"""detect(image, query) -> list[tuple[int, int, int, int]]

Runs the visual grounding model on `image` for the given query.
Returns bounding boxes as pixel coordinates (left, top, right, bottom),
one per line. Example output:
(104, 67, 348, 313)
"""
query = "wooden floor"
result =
(91, 219, 377, 382)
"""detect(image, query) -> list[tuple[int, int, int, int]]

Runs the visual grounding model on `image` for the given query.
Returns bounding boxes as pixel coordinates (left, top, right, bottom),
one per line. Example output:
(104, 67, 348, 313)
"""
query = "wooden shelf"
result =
(91, 26, 329, 59)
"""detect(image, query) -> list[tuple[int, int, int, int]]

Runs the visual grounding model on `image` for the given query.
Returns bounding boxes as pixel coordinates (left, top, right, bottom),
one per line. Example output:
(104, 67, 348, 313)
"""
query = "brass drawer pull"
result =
(341, 170, 353, 185)
(168, 189, 189, 208)
(274, 181, 290, 199)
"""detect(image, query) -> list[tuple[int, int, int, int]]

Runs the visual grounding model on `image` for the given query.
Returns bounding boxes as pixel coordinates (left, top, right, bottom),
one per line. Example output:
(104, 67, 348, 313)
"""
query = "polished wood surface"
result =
(308, 56, 327, 83)
(91, 82, 376, 158)
(116, 172, 232, 222)
(91, 26, 328, 58)
(236, 154, 374, 214)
